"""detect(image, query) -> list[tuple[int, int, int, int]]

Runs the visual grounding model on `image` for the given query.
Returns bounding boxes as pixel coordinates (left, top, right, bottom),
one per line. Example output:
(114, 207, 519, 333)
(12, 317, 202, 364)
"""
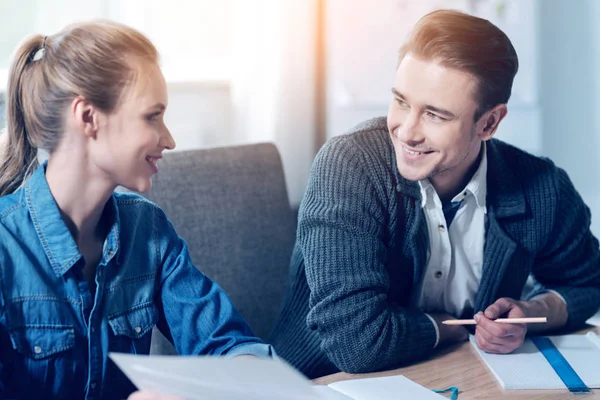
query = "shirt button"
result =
(98, 270, 102, 277)
(438, 224, 446, 232)
(135, 326, 142, 333)
(90, 382, 97, 389)
(34, 346, 42, 354)
(434, 271, 443, 279)
(91, 327, 96, 333)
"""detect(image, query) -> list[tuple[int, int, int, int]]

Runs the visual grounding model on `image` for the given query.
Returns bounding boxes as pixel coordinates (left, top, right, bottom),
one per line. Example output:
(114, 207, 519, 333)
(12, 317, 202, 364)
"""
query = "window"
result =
(0, 0, 233, 91)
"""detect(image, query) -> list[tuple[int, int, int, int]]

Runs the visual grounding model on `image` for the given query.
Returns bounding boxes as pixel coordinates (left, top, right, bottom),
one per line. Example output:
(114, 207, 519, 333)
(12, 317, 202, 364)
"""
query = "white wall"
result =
(164, 83, 232, 150)
(539, 0, 600, 237)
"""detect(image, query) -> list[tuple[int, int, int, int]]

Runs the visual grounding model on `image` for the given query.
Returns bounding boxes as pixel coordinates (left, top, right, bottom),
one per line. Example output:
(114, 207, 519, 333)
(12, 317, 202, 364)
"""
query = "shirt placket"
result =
(85, 264, 105, 399)
(433, 206, 452, 308)
(419, 198, 450, 312)
(85, 241, 117, 400)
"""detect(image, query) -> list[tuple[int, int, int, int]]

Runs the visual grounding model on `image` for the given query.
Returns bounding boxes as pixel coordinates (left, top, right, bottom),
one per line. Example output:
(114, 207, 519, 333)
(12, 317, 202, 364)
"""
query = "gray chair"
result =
(142, 143, 297, 354)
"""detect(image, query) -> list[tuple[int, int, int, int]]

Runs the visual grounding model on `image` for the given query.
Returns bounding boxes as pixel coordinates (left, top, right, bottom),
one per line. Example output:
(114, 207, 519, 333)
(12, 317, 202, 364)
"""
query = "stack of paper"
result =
(110, 353, 444, 400)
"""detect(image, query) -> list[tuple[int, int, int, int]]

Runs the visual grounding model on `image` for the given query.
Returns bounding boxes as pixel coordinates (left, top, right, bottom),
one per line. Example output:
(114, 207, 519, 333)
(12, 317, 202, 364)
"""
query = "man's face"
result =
(387, 54, 485, 187)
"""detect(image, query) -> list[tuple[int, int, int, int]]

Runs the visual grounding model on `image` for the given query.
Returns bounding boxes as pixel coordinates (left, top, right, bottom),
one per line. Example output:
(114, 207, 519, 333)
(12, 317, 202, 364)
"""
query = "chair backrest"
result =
(143, 143, 296, 349)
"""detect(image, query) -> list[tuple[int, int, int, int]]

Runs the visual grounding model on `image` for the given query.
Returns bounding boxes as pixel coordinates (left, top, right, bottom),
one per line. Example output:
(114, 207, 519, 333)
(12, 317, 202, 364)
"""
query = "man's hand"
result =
(475, 293, 568, 354)
(474, 297, 528, 354)
(429, 313, 469, 347)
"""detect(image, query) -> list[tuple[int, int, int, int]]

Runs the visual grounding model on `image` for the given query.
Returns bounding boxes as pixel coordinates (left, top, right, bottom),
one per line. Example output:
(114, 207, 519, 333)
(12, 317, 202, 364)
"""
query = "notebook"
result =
(315, 375, 445, 400)
(109, 353, 444, 400)
(469, 333, 600, 390)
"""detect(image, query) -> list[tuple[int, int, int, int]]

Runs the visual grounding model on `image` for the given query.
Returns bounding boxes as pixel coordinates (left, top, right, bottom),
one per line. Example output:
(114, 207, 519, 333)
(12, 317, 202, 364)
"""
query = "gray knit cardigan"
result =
(270, 117, 600, 379)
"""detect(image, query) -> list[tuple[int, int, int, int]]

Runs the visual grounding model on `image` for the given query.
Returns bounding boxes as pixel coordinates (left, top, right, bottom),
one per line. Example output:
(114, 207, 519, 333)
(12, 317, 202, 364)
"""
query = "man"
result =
(269, 9, 600, 379)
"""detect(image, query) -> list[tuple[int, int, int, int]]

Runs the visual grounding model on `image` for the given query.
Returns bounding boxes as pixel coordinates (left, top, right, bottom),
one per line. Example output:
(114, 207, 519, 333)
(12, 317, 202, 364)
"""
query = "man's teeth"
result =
(403, 147, 422, 155)
(146, 157, 157, 165)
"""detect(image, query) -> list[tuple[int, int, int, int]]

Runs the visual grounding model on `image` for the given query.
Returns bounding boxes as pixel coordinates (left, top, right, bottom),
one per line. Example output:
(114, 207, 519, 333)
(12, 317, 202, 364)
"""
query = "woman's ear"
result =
(70, 96, 101, 139)
(476, 104, 508, 141)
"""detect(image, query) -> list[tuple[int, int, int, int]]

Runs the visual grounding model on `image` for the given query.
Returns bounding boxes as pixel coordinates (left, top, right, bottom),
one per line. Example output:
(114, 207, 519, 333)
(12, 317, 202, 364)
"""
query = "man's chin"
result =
(397, 164, 431, 182)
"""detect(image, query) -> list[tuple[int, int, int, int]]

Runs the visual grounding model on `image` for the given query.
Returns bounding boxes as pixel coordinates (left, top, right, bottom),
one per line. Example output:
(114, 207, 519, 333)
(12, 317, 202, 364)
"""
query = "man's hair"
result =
(399, 9, 518, 121)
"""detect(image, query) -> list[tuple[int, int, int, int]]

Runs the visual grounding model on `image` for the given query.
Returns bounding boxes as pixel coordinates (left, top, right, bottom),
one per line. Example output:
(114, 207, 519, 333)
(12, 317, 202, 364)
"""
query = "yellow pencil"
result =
(442, 317, 547, 325)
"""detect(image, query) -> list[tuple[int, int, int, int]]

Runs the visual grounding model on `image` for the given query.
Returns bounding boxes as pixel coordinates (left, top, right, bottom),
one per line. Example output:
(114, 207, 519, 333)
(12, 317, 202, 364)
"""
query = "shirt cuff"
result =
(531, 289, 567, 306)
(424, 313, 440, 348)
(225, 343, 277, 359)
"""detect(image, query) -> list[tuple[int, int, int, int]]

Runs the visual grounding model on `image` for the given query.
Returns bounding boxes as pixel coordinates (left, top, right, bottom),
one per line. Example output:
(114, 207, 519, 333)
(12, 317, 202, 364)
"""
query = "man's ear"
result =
(70, 97, 101, 140)
(476, 104, 507, 141)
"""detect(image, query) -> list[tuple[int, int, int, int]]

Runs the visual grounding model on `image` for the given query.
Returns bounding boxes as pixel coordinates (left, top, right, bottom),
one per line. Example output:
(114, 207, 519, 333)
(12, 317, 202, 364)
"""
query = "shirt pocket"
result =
(108, 302, 158, 354)
(8, 325, 76, 394)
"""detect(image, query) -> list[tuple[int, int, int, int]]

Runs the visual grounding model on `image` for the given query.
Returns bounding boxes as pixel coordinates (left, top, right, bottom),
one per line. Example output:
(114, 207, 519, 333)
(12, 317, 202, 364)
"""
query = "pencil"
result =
(442, 317, 547, 325)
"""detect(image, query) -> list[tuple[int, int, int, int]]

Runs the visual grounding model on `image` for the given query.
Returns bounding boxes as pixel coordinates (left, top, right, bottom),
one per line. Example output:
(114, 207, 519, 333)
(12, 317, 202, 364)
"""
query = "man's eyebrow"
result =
(391, 88, 456, 118)
(391, 88, 404, 98)
(425, 104, 456, 118)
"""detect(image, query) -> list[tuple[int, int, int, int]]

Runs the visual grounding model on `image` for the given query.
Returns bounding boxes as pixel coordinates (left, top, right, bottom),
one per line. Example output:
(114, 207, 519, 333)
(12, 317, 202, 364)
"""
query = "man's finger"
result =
(475, 312, 526, 338)
(475, 330, 523, 354)
(484, 297, 515, 319)
(476, 324, 508, 346)
(475, 331, 506, 354)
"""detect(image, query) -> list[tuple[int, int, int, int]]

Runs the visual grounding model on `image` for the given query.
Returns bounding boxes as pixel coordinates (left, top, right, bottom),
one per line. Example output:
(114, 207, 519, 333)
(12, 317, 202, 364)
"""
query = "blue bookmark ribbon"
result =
(433, 386, 459, 400)
(531, 336, 590, 393)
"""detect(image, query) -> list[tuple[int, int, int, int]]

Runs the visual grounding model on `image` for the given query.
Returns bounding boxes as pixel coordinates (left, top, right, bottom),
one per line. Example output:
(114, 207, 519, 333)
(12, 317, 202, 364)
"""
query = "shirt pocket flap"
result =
(9, 325, 75, 360)
(108, 303, 158, 339)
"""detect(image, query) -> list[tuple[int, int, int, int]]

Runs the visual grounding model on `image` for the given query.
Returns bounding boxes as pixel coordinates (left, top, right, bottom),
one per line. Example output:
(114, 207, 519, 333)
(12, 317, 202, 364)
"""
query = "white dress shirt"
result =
(412, 144, 566, 347)
(415, 145, 488, 345)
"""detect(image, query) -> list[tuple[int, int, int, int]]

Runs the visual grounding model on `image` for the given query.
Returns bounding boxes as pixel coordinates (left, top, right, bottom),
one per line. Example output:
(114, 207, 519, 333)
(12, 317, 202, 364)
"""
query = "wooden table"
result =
(314, 326, 599, 399)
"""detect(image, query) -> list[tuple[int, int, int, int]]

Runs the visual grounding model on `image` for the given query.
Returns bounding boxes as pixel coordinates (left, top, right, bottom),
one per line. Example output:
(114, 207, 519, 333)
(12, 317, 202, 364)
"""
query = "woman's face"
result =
(91, 63, 176, 193)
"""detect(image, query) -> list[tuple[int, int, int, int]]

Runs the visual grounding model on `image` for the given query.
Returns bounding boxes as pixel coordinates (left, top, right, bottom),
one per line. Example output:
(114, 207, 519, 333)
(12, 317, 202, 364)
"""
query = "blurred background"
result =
(1, 0, 599, 236)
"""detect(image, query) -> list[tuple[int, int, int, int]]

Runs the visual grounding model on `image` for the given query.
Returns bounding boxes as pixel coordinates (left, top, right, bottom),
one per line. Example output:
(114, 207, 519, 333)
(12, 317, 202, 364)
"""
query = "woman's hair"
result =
(0, 20, 159, 196)
(399, 9, 519, 121)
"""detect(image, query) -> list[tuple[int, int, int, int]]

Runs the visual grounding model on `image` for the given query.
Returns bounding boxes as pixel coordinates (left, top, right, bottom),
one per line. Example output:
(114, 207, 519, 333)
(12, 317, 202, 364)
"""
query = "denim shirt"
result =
(0, 164, 273, 400)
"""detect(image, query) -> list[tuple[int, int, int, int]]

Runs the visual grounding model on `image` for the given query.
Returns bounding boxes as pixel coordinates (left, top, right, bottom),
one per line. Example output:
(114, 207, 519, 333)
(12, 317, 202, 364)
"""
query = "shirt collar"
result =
(417, 179, 435, 208)
(464, 142, 488, 212)
(25, 162, 121, 277)
(418, 142, 488, 213)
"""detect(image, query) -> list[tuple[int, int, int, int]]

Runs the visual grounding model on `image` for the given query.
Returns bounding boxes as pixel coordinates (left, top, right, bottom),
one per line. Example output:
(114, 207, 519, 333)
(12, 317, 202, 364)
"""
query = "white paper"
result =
(470, 334, 600, 390)
(110, 353, 445, 400)
(586, 310, 600, 327)
(109, 353, 322, 400)
(313, 386, 353, 400)
(327, 375, 445, 400)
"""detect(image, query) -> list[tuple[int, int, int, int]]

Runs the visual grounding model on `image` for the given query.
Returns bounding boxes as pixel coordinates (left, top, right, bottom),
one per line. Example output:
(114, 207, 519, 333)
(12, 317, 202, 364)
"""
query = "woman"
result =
(0, 20, 272, 399)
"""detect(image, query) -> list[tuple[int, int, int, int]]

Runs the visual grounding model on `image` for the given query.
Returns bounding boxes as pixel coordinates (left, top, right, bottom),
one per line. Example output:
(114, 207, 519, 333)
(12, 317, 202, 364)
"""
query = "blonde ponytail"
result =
(0, 35, 45, 196)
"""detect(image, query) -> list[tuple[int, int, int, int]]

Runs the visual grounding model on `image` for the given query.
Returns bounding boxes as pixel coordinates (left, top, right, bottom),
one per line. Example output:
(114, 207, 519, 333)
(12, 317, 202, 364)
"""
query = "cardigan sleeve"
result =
(530, 167, 600, 330)
(300, 137, 437, 374)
